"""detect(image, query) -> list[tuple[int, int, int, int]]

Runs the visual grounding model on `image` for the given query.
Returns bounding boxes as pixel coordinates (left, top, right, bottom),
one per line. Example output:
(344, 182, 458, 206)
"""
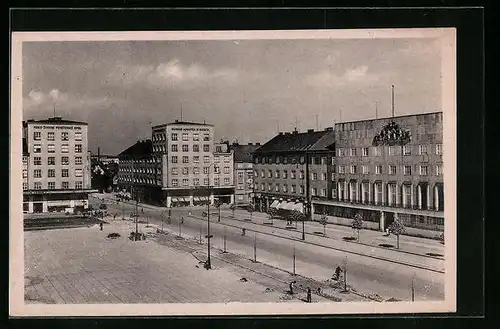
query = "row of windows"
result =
(26, 168, 84, 178)
(33, 131, 82, 141)
(171, 177, 231, 187)
(258, 183, 305, 194)
(33, 143, 83, 153)
(24, 181, 84, 190)
(29, 156, 83, 166)
(337, 144, 442, 157)
(153, 132, 211, 142)
(171, 155, 231, 164)
(254, 164, 443, 178)
(171, 166, 231, 175)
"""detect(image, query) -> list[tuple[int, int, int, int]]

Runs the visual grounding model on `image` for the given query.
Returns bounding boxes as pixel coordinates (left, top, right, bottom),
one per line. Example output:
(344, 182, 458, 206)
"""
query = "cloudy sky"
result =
(22, 37, 442, 155)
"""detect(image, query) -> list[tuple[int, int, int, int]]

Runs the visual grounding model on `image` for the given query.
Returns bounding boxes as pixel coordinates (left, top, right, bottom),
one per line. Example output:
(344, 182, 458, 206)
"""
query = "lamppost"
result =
(205, 162, 219, 270)
(302, 200, 307, 240)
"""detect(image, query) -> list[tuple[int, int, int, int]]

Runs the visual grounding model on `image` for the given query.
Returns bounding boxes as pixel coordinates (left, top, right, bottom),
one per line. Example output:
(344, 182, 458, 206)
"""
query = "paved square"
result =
(24, 220, 294, 304)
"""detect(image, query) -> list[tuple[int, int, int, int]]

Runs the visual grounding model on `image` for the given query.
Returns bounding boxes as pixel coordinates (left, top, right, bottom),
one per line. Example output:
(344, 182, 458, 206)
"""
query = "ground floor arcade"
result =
(23, 190, 95, 214)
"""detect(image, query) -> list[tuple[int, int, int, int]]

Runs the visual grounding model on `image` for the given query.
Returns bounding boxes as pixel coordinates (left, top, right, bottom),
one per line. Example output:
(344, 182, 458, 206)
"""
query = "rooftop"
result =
(230, 143, 261, 162)
(152, 120, 214, 128)
(23, 116, 88, 126)
(335, 111, 443, 126)
(118, 140, 153, 159)
(254, 129, 335, 154)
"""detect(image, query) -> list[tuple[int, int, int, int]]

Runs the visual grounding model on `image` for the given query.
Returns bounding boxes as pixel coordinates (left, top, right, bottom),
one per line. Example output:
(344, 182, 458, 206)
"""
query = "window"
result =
(267, 183, 272, 191)
(268, 170, 272, 178)
(23, 169, 27, 178)
(182, 168, 189, 175)
(48, 169, 56, 178)
(237, 172, 244, 183)
(62, 181, 69, 189)
(193, 145, 199, 152)
(203, 178, 209, 185)
(214, 178, 220, 186)
(75, 144, 82, 153)
(283, 170, 288, 179)
(193, 178, 200, 186)
(61, 144, 69, 153)
(283, 157, 288, 164)
(75, 168, 83, 177)
(61, 132, 69, 141)
(182, 156, 189, 163)
(289, 185, 295, 193)
(388, 146, 396, 156)
(204, 156, 210, 163)
(203, 144, 210, 152)
(203, 133, 210, 141)
(299, 171, 305, 179)
(350, 148, 357, 156)
(313, 157, 320, 165)
(276, 156, 281, 164)
(321, 173, 327, 180)
(193, 133, 199, 141)
(48, 182, 56, 190)
(33, 144, 41, 153)
(254, 157, 260, 164)
(337, 148, 344, 157)
(300, 185, 305, 194)
(193, 167, 200, 175)
(311, 172, 317, 180)
(23, 182, 28, 190)
(436, 164, 443, 176)
(275, 170, 281, 178)
(291, 157, 297, 164)
(224, 178, 230, 185)
(403, 145, 411, 155)
(214, 166, 220, 174)
(436, 144, 443, 155)
(34, 169, 42, 178)
(47, 132, 55, 141)
(419, 145, 427, 155)
(362, 165, 369, 174)
(224, 167, 230, 174)
(34, 182, 42, 190)
(182, 179, 189, 186)
(62, 169, 69, 177)
(376, 165, 382, 175)
(171, 144, 178, 152)
(171, 156, 178, 163)
(388, 184, 396, 206)
(182, 133, 189, 141)
(404, 165, 412, 175)
(172, 179, 179, 186)
(320, 188, 326, 197)
(171, 133, 178, 141)
(203, 167, 209, 174)
(350, 165, 357, 174)
(48, 157, 56, 165)
(339, 165, 346, 174)
(403, 184, 412, 207)
(374, 147, 382, 156)
(389, 165, 397, 175)
(171, 167, 179, 175)
(291, 170, 296, 179)
(193, 156, 200, 163)
(224, 156, 230, 163)
(332, 188, 338, 199)
(214, 157, 220, 163)
(312, 188, 318, 196)
(182, 145, 189, 152)
(75, 181, 83, 189)
(300, 156, 305, 163)
(362, 147, 369, 156)
(74, 132, 82, 141)
(275, 184, 280, 192)
(33, 131, 41, 140)
(75, 156, 82, 165)
(283, 185, 288, 192)
(420, 165, 428, 176)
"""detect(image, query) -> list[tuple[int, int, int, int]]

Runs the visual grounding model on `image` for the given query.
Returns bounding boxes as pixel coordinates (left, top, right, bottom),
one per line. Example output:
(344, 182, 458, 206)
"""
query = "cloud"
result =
(305, 65, 379, 87)
(107, 59, 241, 90)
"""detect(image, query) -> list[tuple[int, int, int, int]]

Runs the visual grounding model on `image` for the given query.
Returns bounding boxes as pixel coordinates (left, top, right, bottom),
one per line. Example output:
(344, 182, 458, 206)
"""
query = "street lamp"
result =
(204, 162, 219, 270)
(302, 201, 307, 240)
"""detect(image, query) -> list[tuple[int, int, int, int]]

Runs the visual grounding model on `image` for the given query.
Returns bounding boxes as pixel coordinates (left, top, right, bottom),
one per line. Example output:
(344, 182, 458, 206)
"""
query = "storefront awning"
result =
(199, 196, 209, 201)
(292, 202, 304, 213)
(270, 200, 279, 208)
(193, 197, 200, 202)
(171, 197, 179, 202)
(281, 202, 295, 210)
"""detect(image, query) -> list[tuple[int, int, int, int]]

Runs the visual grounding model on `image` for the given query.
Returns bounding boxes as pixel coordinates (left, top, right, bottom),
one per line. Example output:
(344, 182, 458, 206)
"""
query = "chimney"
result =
(292, 130, 298, 135)
(256, 142, 261, 146)
(279, 132, 283, 135)
(175, 119, 179, 123)
(307, 129, 314, 133)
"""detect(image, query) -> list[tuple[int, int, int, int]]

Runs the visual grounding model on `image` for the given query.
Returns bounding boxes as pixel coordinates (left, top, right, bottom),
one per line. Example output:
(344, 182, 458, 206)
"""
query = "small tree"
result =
(319, 213, 328, 235)
(351, 213, 364, 242)
(246, 203, 255, 221)
(388, 215, 406, 249)
(229, 203, 236, 218)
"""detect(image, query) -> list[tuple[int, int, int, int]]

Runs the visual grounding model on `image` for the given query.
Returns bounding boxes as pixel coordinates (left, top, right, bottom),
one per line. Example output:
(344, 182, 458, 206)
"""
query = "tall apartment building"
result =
(229, 142, 261, 206)
(22, 117, 93, 213)
(313, 112, 444, 233)
(118, 120, 234, 207)
(252, 128, 336, 215)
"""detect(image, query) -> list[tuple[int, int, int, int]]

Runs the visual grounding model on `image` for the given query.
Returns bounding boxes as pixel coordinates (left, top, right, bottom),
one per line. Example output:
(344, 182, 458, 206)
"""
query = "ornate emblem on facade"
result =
(372, 121, 412, 146)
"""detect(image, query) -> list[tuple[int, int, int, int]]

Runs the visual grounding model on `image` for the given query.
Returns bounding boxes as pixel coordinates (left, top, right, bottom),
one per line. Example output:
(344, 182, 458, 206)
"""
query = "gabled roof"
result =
(254, 130, 335, 154)
(24, 117, 88, 125)
(230, 144, 261, 162)
(118, 140, 152, 159)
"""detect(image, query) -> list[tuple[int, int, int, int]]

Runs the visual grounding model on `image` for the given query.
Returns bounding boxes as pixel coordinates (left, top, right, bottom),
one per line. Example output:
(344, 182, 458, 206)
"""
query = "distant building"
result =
(252, 128, 336, 216)
(117, 120, 235, 207)
(229, 142, 261, 206)
(22, 117, 95, 213)
(314, 112, 444, 233)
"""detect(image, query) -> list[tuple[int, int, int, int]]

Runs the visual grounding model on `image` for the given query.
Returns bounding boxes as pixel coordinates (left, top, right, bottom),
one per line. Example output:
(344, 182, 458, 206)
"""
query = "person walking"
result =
(289, 281, 296, 295)
(99, 222, 103, 231)
(334, 265, 343, 281)
(306, 287, 312, 303)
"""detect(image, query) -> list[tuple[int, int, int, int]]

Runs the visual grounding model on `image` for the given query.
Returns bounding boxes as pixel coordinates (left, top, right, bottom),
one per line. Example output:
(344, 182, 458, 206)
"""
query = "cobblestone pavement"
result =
(24, 220, 305, 304)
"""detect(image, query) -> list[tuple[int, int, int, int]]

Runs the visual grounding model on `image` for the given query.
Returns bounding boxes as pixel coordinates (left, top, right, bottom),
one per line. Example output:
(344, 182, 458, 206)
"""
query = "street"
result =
(92, 195, 445, 301)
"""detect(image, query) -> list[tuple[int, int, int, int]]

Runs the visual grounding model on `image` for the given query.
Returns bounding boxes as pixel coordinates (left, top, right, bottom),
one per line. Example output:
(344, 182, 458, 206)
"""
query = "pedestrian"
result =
(306, 287, 312, 303)
(289, 281, 294, 295)
(99, 222, 103, 231)
(334, 265, 343, 281)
